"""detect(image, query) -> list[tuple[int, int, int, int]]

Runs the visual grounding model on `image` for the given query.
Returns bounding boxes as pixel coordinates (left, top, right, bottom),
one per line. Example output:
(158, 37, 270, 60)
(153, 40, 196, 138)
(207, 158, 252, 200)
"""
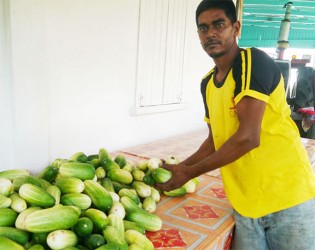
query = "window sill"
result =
(130, 102, 189, 116)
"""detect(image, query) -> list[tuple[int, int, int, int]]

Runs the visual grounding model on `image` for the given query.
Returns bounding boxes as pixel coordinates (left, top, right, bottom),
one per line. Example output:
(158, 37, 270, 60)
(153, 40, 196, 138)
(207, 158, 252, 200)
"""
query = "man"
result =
(156, 0, 315, 249)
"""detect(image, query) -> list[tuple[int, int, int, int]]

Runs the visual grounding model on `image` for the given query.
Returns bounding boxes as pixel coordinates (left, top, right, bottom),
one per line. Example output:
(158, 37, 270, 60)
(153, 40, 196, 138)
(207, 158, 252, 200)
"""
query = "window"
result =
(132, 0, 188, 115)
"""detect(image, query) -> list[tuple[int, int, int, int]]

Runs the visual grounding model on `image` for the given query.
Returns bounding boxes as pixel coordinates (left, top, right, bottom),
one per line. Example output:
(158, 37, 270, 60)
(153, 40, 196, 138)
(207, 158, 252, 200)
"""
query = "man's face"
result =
(197, 8, 239, 58)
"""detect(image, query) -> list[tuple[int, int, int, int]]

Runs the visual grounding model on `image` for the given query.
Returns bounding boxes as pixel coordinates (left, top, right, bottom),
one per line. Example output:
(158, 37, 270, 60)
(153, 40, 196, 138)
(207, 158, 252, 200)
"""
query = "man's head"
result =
(196, 0, 237, 26)
(196, 0, 240, 59)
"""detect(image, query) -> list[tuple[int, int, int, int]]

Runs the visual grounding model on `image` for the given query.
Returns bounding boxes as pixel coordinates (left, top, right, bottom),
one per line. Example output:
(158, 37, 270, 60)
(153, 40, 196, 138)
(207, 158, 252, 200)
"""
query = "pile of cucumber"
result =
(0, 148, 198, 250)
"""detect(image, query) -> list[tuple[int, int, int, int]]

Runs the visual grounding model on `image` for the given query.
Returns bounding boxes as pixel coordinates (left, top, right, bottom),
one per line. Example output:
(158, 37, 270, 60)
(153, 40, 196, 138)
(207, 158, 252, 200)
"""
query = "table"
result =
(115, 129, 315, 249)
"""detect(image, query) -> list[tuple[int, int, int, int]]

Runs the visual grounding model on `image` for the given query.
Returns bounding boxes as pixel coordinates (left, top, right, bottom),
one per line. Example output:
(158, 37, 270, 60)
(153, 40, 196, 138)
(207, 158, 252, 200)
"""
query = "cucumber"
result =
(36, 165, 59, 182)
(118, 188, 140, 204)
(0, 236, 24, 250)
(10, 193, 27, 213)
(102, 226, 128, 250)
(69, 152, 88, 163)
(0, 208, 18, 226)
(31, 232, 48, 246)
(108, 201, 126, 219)
(46, 185, 61, 205)
(60, 193, 92, 210)
(152, 167, 172, 183)
(85, 234, 105, 249)
(0, 227, 29, 245)
(84, 208, 109, 231)
(122, 162, 136, 172)
(0, 178, 13, 196)
(25, 206, 79, 233)
(131, 169, 145, 181)
(37, 178, 52, 189)
(55, 177, 85, 194)
(125, 211, 162, 232)
(47, 230, 78, 250)
(12, 175, 42, 191)
(15, 206, 42, 230)
(107, 214, 125, 239)
(84, 180, 113, 212)
(107, 169, 133, 185)
(95, 243, 120, 250)
(125, 229, 154, 250)
(131, 181, 151, 198)
(101, 178, 115, 192)
(73, 217, 94, 237)
(114, 154, 127, 168)
(163, 186, 187, 197)
(59, 162, 95, 180)
(101, 158, 120, 172)
(143, 172, 156, 186)
(28, 244, 45, 250)
(95, 167, 106, 180)
(0, 169, 29, 181)
(19, 183, 55, 208)
(142, 196, 156, 213)
(0, 193, 11, 208)
(137, 160, 148, 171)
(98, 148, 111, 163)
(120, 196, 142, 214)
(150, 186, 161, 202)
(123, 220, 145, 234)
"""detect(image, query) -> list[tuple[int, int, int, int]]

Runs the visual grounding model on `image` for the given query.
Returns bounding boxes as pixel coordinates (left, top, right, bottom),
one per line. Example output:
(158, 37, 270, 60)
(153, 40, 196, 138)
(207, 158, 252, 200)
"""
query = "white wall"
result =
(0, 0, 213, 172)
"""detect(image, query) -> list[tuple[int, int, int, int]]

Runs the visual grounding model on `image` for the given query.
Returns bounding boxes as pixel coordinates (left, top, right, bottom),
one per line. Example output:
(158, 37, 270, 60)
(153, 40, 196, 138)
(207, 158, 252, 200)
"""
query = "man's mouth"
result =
(204, 41, 220, 48)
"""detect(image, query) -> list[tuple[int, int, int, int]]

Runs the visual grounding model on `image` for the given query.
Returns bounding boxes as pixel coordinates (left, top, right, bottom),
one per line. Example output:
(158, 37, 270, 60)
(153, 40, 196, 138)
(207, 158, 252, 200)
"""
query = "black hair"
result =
(196, 0, 237, 25)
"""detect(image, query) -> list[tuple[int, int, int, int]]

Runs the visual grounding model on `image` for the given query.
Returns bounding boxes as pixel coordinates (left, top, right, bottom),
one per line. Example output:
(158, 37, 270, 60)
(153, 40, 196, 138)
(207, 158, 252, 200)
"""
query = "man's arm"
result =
(156, 96, 266, 191)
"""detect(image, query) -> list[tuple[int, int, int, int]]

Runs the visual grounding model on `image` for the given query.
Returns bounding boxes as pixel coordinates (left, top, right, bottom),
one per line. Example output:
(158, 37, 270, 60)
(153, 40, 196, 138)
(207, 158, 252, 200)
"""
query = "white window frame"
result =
(131, 0, 188, 115)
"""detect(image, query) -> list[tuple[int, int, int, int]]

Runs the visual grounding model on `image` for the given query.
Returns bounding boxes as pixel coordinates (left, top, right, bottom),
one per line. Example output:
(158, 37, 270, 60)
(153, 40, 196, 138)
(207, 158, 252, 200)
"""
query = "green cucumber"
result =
(84, 180, 113, 212)
(125, 211, 162, 232)
(73, 217, 94, 237)
(85, 234, 105, 249)
(25, 206, 79, 233)
(59, 162, 95, 180)
(55, 177, 85, 194)
(60, 193, 92, 210)
(0, 236, 24, 250)
(107, 168, 133, 185)
(70, 152, 88, 163)
(0, 227, 29, 245)
(84, 208, 109, 231)
(36, 165, 59, 182)
(0, 208, 18, 226)
(19, 183, 55, 208)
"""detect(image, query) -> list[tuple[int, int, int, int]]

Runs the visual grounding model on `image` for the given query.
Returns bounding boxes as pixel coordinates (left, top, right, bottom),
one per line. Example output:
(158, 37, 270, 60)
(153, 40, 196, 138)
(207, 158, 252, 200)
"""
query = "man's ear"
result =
(233, 21, 241, 37)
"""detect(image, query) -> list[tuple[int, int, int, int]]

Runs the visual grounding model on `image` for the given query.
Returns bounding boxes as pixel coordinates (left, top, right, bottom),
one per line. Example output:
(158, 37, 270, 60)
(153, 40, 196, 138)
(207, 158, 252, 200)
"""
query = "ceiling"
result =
(238, 0, 315, 48)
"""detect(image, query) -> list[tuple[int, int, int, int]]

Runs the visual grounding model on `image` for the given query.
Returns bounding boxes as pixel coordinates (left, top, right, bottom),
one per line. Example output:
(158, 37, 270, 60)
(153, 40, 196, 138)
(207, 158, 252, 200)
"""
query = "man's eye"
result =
(199, 26, 208, 32)
(214, 23, 225, 30)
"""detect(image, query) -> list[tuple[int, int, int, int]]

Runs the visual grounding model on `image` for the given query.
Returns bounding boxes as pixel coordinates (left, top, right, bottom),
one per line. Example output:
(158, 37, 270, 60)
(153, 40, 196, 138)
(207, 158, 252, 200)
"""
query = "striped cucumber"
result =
(25, 206, 79, 233)
(59, 162, 95, 180)
(84, 180, 113, 212)
(19, 183, 55, 208)
(54, 177, 85, 194)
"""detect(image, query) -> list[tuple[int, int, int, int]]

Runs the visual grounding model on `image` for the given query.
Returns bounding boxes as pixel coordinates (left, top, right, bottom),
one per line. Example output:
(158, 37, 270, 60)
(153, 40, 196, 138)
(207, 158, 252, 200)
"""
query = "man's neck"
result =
(213, 45, 240, 74)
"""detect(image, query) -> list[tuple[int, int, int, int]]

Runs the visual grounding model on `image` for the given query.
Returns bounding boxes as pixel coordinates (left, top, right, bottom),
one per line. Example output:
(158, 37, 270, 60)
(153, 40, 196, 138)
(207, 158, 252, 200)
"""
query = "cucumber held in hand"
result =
(152, 167, 172, 183)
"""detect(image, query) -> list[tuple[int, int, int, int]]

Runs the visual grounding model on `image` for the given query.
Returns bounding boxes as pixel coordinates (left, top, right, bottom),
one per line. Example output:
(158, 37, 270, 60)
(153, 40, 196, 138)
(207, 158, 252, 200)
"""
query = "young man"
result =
(156, 0, 315, 249)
